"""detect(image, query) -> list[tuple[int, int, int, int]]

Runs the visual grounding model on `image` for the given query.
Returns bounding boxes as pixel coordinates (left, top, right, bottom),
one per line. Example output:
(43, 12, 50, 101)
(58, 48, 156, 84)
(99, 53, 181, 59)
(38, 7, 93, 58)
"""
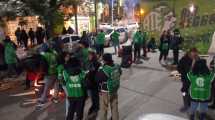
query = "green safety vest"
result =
(63, 70, 86, 97)
(96, 32, 105, 45)
(187, 72, 215, 101)
(42, 51, 58, 75)
(4, 42, 17, 64)
(101, 64, 121, 93)
(161, 42, 169, 51)
(111, 32, 120, 44)
(133, 32, 141, 45)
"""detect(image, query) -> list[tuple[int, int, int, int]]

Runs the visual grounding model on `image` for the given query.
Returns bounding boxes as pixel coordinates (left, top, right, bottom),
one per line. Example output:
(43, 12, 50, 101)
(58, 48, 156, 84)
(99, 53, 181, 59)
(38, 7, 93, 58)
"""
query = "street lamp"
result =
(140, 8, 145, 31)
(189, 4, 195, 13)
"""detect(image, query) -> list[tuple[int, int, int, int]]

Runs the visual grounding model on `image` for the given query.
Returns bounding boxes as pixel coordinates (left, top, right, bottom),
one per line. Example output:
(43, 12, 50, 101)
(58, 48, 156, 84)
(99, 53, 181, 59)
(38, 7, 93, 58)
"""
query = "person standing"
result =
(15, 27, 22, 47)
(159, 31, 170, 65)
(4, 36, 17, 77)
(177, 48, 199, 112)
(20, 29, 29, 49)
(0, 42, 5, 71)
(187, 59, 215, 120)
(133, 31, 142, 63)
(209, 56, 215, 109)
(86, 50, 101, 117)
(95, 30, 105, 57)
(171, 29, 183, 65)
(141, 31, 148, 58)
(28, 28, 35, 46)
(37, 48, 58, 106)
(61, 57, 86, 120)
(96, 53, 122, 120)
(111, 30, 120, 55)
(36, 27, 45, 45)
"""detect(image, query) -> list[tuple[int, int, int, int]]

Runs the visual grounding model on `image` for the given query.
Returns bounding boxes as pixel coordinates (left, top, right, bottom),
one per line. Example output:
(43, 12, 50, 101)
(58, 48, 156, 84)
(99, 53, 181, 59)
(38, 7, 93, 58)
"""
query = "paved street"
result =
(0, 48, 214, 120)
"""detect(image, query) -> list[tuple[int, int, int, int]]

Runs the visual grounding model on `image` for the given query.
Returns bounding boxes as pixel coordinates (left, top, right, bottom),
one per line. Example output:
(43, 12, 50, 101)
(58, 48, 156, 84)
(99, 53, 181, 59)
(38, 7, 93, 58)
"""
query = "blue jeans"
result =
(39, 75, 56, 102)
(190, 101, 208, 114)
(62, 86, 69, 118)
(113, 43, 120, 54)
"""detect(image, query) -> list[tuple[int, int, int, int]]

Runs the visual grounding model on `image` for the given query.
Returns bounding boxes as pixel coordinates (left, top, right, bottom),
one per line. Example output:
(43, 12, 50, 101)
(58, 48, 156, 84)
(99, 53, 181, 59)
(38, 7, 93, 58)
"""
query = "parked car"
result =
(126, 22, 139, 31)
(104, 27, 128, 46)
(99, 23, 112, 29)
(61, 34, 81, 53)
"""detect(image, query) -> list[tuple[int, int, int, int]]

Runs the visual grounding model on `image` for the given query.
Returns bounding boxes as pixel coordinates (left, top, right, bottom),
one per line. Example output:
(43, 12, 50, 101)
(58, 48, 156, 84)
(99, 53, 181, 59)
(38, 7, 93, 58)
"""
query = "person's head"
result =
(174, 28, 180, 35)
(88, 49, 97, 61)
(62, 52, 70, 63)
(190, 48, 199, 59)
(192, 59, 210, 75)
(65, 56, 81, 74)
(102, 53, 113, 65)
(4, 36, 11, 42)
(82, 31, 87, 36)
(30, 28, 33, 31)
(162, 31, 167, 36)
(100, 30, 104, 33)
(17, 27, 20, 30)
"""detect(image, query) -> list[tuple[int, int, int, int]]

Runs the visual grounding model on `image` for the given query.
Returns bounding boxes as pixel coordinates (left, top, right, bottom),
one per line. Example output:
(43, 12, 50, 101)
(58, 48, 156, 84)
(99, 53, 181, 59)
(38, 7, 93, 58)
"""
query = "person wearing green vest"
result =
(4, 36, 18, 77)
(57, 52, 71, 116)
(96, 53, 122, 120)
(187, 59, 215, 120)
(133, 30, 142, 63)
(79, 41, 89, 70)
(37, 48, 59, 106)
(61, 56, 86, 120)
(209, 56, 215, 109)
(159, 31, 170, 65)
(95, 30, 105, 57)
(111, 30, 120, 55)
(141, 31, 148, 58)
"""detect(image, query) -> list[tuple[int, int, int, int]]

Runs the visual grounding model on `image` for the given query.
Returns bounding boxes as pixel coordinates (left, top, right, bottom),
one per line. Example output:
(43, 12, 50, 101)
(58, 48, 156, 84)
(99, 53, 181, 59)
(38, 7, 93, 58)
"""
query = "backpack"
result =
(102, 64, 121, 93)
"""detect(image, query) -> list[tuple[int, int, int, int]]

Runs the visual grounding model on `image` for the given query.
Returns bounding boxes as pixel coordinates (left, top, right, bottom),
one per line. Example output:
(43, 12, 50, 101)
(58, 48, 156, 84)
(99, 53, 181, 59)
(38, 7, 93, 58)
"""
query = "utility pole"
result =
(94, 0, 98, 33)
(111, 0, 114, 26)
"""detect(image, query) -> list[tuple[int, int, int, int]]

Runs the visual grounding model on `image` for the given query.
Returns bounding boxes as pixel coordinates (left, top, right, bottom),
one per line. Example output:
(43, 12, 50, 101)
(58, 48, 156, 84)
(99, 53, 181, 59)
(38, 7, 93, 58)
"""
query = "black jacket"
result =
(177, 54, 192, 93)
(86, 60, 101, 90)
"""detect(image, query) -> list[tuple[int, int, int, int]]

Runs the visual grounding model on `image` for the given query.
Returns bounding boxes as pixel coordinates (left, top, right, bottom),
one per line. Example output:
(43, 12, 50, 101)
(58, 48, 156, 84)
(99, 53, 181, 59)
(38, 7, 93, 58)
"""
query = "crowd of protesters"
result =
(1, 25, 215, 120)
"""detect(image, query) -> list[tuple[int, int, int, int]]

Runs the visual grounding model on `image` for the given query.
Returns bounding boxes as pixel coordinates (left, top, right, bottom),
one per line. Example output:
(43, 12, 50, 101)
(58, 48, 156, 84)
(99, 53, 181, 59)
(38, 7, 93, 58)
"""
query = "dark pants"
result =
(30, 37, 35, 46)
(173, 49, 179, 65)
(183, 93, 190, 109)
(211, 82, 215, 105)
(88, 89, 100, 114)
(96, 44, 104, 57)
(25, 78, 31, 88)
(159, 51, 168, 61)
(67, 97, 85, 120)
(142, 44, 147, 57)
(134, 44, 141, 62)
(7, 63, 17, 76)
(23, 40, 28, 49)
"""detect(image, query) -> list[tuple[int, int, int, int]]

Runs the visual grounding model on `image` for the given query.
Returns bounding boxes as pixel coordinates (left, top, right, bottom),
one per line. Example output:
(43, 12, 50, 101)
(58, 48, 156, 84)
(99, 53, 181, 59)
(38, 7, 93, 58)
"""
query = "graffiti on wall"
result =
(143, 3, 176, 33)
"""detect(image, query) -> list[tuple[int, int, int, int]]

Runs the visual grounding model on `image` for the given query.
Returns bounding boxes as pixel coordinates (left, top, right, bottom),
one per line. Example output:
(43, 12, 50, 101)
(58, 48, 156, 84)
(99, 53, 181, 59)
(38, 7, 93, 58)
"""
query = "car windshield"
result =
(62, 36, 80, 43)
(105, 29, 113, 34)
(116, 28, 125, 33)
(71, 36, 80, 41)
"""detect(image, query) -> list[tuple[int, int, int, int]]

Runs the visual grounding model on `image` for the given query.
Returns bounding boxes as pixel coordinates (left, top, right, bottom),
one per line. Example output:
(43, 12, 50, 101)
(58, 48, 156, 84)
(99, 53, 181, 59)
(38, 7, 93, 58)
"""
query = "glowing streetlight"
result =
(189, 4, 195, 13)
(140, 8, 145, 16)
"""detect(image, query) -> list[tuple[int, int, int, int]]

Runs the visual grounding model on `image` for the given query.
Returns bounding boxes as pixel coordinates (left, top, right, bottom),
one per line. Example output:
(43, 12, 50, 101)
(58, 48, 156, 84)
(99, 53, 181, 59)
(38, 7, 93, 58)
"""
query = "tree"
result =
(0, 0, 82, 36)
(62, 0, 82, 34)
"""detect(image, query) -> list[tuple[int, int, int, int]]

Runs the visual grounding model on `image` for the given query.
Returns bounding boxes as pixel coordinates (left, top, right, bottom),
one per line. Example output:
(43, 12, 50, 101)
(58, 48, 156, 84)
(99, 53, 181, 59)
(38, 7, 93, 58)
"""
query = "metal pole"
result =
(111, 0, 114, 26)
(94, 0, 98, 33)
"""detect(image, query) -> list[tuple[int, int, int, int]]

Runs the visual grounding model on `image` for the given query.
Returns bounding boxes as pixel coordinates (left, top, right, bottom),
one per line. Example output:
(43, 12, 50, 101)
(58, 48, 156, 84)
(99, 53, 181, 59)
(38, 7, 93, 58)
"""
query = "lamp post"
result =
(140, 8, 145, 31)
(94, 0, 98, 33)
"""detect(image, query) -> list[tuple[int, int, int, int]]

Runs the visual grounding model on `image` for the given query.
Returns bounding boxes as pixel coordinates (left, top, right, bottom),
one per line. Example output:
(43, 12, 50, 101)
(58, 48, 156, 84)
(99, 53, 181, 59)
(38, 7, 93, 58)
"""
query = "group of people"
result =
(159, 29, 183, 65)
(19, 32, 122, 120)
(178, 48, 215, 120)
(15, 27, 47, 49)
